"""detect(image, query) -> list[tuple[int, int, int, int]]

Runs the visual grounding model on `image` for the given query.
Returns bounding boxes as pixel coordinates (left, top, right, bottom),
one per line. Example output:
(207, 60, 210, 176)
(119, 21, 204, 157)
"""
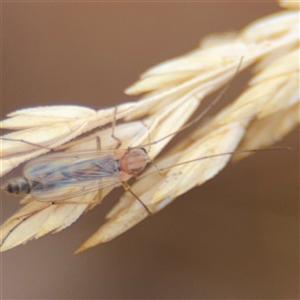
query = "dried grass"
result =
(0, 1, 299, 253)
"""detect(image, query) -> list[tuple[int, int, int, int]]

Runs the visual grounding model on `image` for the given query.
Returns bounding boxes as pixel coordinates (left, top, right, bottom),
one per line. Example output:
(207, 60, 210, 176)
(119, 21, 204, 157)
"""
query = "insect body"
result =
(2, 148, 150, 202)
(2, 58, 245, 212)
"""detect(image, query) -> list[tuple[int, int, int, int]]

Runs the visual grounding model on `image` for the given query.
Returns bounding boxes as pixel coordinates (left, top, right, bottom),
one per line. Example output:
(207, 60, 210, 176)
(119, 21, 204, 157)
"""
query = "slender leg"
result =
(1, 135, 101, 152)
(0, 204, 51, 246)
(0, 137, 52, 150)
(142, 120, 152, 154)
(54, 134, 101, 151)
(122, 181, 151, 215)
(139, 121, 163, 177)
(50, 198, 98, 205)
(111, 106, 122, 149)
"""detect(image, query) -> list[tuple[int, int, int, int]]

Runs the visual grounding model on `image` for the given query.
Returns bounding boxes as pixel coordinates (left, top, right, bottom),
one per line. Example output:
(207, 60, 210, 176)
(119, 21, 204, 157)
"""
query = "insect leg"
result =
(111, 106, 122, 149)
(50, 200, 95, 205)
(54, 134, 102, 151)
(0, 204, 51, 247)
(122, 181, 152, 215)
(0, 137, 52, 150)
(140, 120, 163, 177)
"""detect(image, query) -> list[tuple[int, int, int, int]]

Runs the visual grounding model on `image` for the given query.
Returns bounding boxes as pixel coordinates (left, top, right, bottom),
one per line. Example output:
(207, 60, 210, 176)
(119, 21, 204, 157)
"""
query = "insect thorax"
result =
(120, 148, 150, 175)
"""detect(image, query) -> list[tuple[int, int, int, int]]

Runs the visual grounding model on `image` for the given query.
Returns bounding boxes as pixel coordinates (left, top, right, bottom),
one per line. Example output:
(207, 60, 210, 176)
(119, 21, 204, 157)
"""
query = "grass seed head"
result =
(1, 2, 299, 252)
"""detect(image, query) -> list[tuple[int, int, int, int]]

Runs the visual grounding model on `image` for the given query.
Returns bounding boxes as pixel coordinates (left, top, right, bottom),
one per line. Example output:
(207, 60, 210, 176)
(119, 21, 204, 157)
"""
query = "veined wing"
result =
(22, 149, 131, 202)
(23, 149, 126, 182)
(30, 175, 125, 202)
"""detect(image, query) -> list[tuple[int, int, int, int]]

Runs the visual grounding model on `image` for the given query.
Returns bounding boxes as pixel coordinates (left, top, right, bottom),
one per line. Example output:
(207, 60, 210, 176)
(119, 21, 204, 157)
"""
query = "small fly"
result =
(2, 58, 246, 214)
(1, 144, 152, 213)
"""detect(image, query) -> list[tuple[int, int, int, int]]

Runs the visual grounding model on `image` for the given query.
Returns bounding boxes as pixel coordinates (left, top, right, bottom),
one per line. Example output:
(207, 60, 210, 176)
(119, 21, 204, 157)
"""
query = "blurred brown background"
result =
(1, 1, 299, 299)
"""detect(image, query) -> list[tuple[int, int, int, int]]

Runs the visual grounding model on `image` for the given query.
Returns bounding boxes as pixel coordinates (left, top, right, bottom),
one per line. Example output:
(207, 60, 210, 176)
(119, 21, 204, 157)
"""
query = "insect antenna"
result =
(136, 56, 244, 150)
(139, 147, 291, 179)
(130, 57, 244, 185)
(165, 147, 290, 169)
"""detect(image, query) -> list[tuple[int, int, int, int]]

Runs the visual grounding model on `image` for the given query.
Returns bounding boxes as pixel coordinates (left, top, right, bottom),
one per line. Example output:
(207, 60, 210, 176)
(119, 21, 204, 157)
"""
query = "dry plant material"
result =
(1, 2, 299, 253)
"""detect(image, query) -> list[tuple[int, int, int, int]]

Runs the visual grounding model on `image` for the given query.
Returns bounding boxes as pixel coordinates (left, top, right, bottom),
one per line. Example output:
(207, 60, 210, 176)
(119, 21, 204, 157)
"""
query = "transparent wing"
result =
(24, 149, 126, 181)
(30, 176, 123, 202)
(23, 149, 130, 202)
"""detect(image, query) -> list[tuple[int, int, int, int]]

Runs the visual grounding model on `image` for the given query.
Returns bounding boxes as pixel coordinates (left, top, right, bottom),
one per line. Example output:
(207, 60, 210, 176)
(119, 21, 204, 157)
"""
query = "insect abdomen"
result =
(1, 177, 31, 196)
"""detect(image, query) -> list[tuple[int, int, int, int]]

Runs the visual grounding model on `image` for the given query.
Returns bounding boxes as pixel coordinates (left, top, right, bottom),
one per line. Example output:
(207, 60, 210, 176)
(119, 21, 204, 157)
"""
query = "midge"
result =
(0, 65, 241, 214)
(1, 112, 287, 216)
(0, 58, 289, 217)
(1, 101, 227, 215)
(1, 58, 247, 214)
(1, 101, 159, 213)
(1, 141, 152, 213)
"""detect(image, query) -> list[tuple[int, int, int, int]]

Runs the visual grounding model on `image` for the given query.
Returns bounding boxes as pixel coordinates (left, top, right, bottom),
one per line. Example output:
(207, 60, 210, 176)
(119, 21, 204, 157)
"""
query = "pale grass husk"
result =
(1, 2, 299, 253)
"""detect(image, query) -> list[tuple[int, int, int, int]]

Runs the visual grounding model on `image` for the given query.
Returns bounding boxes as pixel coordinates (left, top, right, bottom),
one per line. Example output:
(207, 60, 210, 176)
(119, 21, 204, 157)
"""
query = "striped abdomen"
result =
(1, 177, 31, 196)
